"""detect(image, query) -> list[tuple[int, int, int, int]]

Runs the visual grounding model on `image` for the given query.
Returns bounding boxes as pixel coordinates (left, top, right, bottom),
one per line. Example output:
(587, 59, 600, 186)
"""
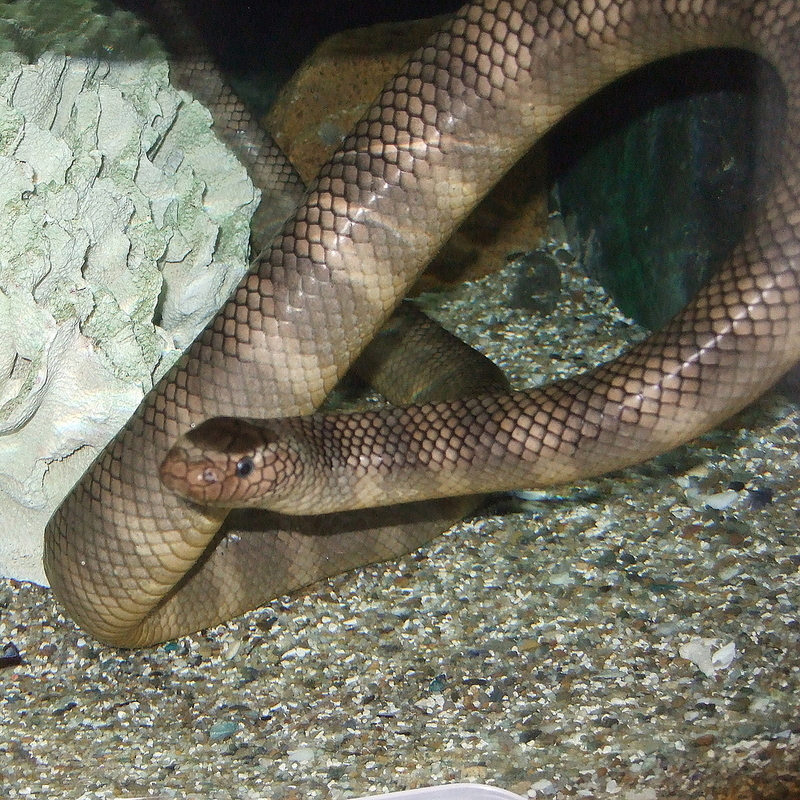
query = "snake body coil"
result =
(45, 0, 800, 646)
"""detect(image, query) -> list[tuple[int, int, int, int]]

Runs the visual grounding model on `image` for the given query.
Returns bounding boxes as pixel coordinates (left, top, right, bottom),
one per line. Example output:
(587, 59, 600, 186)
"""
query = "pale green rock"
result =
(0, 10, 263, 583)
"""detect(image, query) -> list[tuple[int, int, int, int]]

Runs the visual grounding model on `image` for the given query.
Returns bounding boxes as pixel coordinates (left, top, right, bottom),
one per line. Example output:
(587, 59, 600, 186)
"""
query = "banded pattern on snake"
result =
(45, 0, 800, 647)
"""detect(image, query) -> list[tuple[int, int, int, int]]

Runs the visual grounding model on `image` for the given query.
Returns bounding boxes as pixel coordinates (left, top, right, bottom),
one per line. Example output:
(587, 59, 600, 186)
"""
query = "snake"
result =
(44, 0, 800, 647)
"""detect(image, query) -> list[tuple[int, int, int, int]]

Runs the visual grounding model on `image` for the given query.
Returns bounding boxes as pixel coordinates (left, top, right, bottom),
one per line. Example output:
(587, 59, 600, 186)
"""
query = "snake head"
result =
(159, 417, 299, 508)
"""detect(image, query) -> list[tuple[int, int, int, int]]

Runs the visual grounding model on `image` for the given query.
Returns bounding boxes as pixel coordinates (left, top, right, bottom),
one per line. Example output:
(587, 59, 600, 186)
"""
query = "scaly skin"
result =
(46, 0, 800, 646)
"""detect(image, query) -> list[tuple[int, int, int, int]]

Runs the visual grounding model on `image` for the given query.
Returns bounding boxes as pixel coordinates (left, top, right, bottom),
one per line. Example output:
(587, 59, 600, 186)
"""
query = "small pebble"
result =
(0, 642, 22, 668)
(287, 747, 316, 763)
(208, 720, 239, 741)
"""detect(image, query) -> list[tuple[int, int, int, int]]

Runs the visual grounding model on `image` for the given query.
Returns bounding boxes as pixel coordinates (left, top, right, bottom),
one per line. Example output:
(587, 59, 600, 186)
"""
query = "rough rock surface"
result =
(0, 49, 258, 582)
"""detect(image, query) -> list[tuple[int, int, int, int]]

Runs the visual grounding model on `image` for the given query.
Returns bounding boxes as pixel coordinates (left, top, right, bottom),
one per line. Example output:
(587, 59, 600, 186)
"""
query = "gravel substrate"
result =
(3, 241, 800, 800)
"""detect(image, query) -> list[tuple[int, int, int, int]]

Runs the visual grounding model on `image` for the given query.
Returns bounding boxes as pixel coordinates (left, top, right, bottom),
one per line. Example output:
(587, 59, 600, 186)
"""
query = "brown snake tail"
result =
(45, 0, 800, 646)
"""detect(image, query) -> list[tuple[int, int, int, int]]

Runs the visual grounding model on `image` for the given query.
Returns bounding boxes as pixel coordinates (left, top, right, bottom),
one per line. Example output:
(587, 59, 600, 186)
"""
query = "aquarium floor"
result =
(3, 247, 800, 800)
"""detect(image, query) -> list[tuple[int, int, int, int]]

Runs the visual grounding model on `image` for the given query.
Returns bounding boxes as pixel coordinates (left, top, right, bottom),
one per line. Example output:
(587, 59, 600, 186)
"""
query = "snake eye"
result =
(236, 456, 255, 478)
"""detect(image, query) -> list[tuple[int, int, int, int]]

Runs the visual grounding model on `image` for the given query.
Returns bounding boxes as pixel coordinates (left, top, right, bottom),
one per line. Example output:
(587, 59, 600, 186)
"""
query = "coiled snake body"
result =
(45, 0, 800, 646)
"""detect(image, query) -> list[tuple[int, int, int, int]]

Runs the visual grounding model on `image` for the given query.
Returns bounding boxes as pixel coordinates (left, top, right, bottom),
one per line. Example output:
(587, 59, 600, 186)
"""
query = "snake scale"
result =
(45, 0, 800, 647)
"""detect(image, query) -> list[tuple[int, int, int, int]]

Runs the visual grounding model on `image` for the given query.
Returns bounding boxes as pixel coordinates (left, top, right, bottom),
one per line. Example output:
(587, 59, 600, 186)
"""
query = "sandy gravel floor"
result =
(3, 244, 800, 800)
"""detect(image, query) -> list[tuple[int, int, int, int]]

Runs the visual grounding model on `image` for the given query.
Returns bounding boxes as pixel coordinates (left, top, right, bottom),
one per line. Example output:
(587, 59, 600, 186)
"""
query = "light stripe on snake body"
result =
(45, 0, 800, 647)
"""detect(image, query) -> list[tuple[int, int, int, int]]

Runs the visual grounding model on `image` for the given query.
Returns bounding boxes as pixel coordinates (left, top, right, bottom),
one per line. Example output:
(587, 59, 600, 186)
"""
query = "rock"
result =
(556, 50, 771, 331)
(0, 38, 258, 582)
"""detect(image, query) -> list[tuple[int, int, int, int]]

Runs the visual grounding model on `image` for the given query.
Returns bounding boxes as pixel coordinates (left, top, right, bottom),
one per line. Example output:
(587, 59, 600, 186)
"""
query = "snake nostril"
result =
(200, 467, 219, 485)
